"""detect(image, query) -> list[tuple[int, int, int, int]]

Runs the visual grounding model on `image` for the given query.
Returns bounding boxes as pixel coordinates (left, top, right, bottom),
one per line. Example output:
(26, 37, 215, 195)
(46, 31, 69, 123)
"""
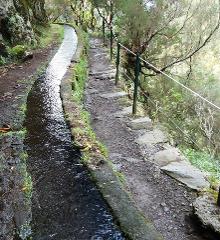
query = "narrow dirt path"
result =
(85, 37, 218, 240)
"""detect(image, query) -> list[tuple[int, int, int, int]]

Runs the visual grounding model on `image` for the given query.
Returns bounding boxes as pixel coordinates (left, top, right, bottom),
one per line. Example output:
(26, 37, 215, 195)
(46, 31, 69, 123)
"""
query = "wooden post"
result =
(133, 53, 141, 115)
(115, 43, 121, 86)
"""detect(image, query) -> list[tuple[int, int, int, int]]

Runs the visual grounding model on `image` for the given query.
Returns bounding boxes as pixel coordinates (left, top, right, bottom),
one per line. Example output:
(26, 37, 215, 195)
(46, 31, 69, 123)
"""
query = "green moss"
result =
(68, 28, 110, 166)
(20, 103, 27, 114)
(72, 55, 88, 103)
(33, 24, 64, 49)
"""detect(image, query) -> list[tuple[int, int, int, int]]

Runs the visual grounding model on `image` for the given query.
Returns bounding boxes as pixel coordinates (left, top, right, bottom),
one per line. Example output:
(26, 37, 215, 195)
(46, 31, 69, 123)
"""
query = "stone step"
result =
(114, 106, 132, 117)
(127, 116, 153, 130)
(135, 129, 168, 145)
(151, 147, 184, 167)
(89, 69, 116, 76)
(161, 161, 209, 190)
(100, 91, 128, 99)
(95, 73, 116, 80)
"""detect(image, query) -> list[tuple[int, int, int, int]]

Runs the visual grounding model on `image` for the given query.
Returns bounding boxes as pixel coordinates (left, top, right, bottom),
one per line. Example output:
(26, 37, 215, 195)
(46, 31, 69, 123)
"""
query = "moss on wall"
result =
(0, 0, 47, 47)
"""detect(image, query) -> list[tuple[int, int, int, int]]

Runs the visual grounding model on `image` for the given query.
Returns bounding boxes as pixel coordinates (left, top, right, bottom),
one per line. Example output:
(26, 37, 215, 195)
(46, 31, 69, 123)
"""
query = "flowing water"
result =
(25, 25, 124, 240)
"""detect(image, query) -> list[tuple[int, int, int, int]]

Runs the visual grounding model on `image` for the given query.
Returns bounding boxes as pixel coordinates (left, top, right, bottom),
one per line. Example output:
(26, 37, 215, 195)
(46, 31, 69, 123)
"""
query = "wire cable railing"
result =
(100, 19, 220, 204)
(104, 23, 220, 112)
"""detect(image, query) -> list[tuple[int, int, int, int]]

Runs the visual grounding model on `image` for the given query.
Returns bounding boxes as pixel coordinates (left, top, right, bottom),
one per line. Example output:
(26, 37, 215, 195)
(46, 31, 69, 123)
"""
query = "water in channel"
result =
(25, 25, 124, 240)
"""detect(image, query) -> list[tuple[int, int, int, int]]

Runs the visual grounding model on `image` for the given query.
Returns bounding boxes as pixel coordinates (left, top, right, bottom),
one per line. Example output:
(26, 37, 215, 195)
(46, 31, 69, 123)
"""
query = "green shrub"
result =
(9, 45, 27, 58)
(0, 56, 6, 65)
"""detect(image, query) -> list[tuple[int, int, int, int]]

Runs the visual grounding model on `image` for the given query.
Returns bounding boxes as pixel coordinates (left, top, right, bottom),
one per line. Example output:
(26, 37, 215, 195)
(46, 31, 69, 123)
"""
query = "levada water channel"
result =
(25, 25, 124, 240)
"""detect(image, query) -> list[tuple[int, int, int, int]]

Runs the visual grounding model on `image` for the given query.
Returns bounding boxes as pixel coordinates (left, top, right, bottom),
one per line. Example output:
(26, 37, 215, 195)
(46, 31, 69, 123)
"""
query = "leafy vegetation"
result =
(57, 0, 220, 184)
(72, 55, 88, 103)
(181, 147, 220, 187)
(0, 24, 63, 66)
(9, 45, 27, 59)
(71, 51, 109, 160)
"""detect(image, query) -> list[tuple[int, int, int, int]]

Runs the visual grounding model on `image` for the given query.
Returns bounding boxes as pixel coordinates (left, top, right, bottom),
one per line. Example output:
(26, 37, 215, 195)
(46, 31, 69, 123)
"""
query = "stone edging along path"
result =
(60, 35, 163, 239)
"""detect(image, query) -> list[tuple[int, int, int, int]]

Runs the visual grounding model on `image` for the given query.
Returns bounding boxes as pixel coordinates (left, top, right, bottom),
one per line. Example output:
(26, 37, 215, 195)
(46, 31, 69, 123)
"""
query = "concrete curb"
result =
(60, 26, 163, 240)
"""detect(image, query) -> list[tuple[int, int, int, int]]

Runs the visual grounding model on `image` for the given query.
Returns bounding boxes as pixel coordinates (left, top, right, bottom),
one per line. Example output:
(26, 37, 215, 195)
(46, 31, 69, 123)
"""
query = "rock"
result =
(164, 207, 170, 212)
(96, 72, 116, 80)
(86, 88, 98, 94)
(124, 157, 141, 163)
(194, 194, 220, 234)
(127, 116, 153, 130)
(152, 147, 184, 167)
(100, 91, 128, 99)
(161, 161, 209, 190)
(0, 0, 47, 45)
(135, 129, 168, 145)
(114, 106, 132, 117)
(90, 69, 116, 80)
(22, 51, 33, 61)
(0, 42, 8, 57)
(89, 69, 115, 76)
(114, 163, 123, 171)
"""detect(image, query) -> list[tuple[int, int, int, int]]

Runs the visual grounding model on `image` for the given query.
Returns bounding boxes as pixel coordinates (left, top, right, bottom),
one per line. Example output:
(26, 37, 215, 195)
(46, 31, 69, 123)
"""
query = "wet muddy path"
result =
(25, 26, 124, 240)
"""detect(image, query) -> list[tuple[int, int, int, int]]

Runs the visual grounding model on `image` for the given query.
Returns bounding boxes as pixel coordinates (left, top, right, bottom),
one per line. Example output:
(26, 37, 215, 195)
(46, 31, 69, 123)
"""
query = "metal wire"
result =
(139, 57, 220, 111)
(118, 43, 137, 56)
(105, 24, 219, 151)
(105, 20, 220, 112)
(140, 90, 203, 150)
(115, 37, 220, 111)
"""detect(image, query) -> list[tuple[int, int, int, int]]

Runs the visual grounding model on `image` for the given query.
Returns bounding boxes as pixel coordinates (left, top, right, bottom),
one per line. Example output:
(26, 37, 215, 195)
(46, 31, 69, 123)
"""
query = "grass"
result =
(72, 78, 109, 160)
(180, 146, 220, 189)
(72, 55, 88, 103)
(69, 27, 110, 164)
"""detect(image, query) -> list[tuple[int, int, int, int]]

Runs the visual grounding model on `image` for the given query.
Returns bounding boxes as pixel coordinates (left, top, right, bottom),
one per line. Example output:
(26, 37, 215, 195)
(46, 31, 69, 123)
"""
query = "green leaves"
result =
(9, 45, 27, 59)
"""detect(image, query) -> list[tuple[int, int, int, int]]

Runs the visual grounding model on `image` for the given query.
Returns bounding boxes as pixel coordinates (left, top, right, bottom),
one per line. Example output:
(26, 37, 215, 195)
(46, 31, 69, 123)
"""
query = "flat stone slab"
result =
(86, 88, 99, 94)
(89, 69, 115, 76)
(100, 91, 128, 99)
(114, 106, 132, 117)
(194, 194, 220, 233)
(152, 147, 184, 167)
(94, 53, 107, 57)
(90, 69, 116, 80)
(161, 161, 209, 190)
(110, 153, 141, 164)
(135, 129, 168, 145)
(96, 72, 116, 79)
(128, 116, 153, 130)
